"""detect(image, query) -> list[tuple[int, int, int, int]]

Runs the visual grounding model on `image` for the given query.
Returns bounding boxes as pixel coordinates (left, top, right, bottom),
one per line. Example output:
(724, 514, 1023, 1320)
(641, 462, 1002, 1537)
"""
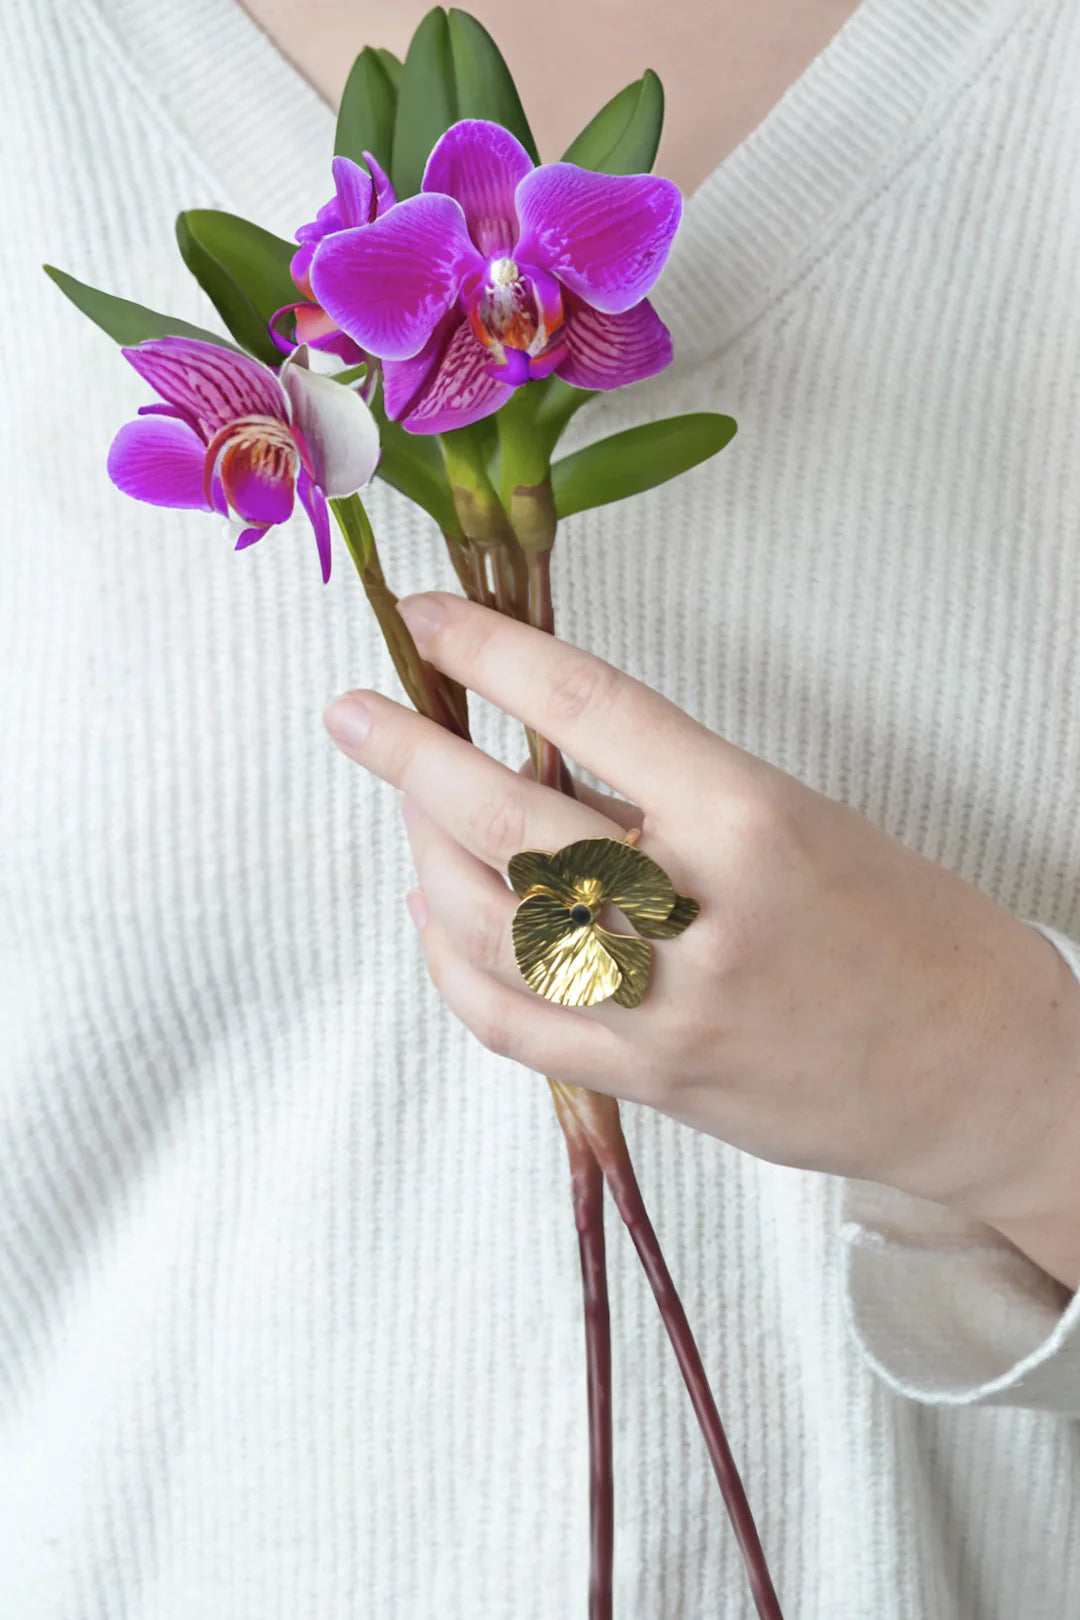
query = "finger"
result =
(401, 796, 525, 990)
(406, 896, 636, 1096)
(517, 757, 643, 833)
(324, 689, 624, 876)
(394, 592, 768, 811)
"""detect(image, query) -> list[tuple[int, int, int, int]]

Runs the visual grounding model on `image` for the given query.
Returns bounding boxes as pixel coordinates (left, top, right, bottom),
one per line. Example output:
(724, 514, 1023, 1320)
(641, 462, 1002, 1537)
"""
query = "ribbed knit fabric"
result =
(5, 0, 1080, 1614)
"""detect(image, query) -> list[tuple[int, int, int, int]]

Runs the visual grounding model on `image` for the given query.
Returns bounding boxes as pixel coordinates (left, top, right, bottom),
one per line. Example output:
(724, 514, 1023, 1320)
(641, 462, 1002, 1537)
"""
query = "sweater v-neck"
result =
(93, 0, 1027, 367)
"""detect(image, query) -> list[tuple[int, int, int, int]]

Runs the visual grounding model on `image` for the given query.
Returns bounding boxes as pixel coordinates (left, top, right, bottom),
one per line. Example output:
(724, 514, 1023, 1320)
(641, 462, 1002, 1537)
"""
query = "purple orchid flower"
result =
(107, 336, 381, 583)
(308, 120, 683, 434)
(269, 153, 396, 376)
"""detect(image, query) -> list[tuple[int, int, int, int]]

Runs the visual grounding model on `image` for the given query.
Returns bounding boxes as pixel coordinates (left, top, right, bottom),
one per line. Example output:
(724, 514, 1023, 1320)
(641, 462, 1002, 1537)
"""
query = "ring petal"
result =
(512, 894, 622, 1007)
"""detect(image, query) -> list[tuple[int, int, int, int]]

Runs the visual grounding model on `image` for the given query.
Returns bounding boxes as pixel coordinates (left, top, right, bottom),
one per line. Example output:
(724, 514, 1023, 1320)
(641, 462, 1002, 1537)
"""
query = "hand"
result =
(324, 591, 1080, 1285)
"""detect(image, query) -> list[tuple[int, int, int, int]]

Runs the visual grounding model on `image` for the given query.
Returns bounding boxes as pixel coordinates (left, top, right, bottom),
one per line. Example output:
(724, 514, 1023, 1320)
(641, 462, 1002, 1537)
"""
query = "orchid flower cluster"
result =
(45, 10, 776, 1618)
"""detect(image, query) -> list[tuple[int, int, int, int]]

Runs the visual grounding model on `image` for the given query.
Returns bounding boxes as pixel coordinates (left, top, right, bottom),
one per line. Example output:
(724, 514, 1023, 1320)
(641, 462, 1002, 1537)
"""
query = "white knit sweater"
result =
(5, 0, 1080, 1614)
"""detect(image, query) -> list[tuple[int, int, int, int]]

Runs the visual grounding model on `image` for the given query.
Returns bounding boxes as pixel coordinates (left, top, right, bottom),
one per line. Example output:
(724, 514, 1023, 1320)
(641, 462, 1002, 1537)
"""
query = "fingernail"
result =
(405, 887, 428, 932)
(324, 695, 373, 750)
(400, 793, 419, 829)
(396, 593, 447, 645)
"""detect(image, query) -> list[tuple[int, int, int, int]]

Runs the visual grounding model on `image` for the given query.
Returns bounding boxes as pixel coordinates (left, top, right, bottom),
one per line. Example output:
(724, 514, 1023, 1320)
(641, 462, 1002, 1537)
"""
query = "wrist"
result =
(942, 922, 1080, 1290)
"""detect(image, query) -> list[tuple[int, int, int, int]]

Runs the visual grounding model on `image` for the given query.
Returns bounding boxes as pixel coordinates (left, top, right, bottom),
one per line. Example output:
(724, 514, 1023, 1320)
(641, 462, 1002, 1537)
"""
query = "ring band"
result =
(508, 829, 700, 1009)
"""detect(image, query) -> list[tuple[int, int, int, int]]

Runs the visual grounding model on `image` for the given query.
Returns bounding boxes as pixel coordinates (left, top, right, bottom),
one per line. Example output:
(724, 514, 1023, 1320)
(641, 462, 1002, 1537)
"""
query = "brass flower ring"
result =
(509, 830, 700, 1009)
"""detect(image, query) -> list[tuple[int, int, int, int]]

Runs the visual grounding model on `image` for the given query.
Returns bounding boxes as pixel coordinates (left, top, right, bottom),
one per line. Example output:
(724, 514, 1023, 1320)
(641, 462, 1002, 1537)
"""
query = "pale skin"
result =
(244, 0, 1080, 1289)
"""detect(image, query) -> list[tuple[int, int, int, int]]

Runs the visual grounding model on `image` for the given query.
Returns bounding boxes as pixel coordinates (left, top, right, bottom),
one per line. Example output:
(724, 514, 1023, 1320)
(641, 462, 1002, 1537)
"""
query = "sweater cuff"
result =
(840, 914, 1080, 1414)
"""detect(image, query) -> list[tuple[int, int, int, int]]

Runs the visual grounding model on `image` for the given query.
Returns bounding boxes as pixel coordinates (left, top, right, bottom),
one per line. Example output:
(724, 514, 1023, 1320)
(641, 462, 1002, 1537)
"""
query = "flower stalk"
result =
(440, 428, 529, 619)
(549, 1081, 614, 1620)
(504, 411, 784, 1619)
(550, 1085, 785, 1620)
(330, 495, 470, 738)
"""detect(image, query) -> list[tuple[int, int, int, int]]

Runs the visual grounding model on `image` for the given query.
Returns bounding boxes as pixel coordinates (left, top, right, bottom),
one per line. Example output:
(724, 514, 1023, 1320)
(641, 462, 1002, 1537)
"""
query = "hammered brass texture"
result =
(508, 835, 698, 1009)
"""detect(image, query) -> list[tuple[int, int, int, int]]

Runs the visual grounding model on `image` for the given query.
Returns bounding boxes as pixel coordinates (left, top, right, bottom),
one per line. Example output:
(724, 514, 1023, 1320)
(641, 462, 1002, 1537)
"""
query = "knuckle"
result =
(722, 782, 793, 862)
(465, 790, 529, 865)
(545, 655, 621, 726)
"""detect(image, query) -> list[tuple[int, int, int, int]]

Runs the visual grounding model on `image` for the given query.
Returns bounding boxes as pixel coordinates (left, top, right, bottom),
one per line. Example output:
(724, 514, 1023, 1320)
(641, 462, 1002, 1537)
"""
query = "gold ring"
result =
(509, 828, 700, 1009)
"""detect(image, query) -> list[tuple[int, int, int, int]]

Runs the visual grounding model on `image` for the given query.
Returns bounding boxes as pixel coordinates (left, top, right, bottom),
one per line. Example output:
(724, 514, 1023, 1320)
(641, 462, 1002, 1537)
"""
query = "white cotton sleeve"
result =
(840, 918, 1080, 1415)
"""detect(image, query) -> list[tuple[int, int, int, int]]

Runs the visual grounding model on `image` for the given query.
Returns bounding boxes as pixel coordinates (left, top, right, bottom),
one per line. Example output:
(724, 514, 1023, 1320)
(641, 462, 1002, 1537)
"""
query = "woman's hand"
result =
(324, 590, 1080, 1285)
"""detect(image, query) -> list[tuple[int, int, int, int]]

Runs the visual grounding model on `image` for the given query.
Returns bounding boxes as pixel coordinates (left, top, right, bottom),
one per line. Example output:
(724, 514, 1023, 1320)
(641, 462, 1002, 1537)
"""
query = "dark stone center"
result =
(569, 903, 593, 926)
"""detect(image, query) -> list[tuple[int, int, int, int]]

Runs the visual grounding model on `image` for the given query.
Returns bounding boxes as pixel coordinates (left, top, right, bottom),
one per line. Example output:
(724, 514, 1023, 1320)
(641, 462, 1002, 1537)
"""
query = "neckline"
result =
(91, 0, 1028, 365)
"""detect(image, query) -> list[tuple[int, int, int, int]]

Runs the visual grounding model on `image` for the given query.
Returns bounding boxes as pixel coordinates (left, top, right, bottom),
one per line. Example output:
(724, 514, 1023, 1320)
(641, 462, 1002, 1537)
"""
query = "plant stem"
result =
(441, 528, 479, 601)
(336, 481, 612, 1616)
(516, 492, 783, 1620)
(519, 530, 615, 1619)
(498, 388, 558, 553)
(330, 495, 469, 739)
(523, 546, 575, 794)
(550, 1081, 614, 1620)
(550, 1084, 785, 1620)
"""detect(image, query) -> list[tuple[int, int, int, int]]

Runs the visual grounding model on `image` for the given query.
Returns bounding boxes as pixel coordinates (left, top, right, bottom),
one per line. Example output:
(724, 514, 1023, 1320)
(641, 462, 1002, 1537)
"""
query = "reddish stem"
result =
(551, 1082, 614, 1620)
(552, 1085, 785, 1620)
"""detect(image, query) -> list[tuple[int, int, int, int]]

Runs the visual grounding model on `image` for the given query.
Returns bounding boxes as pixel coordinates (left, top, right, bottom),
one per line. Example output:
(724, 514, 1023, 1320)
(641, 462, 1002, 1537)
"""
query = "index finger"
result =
(395, 591, 756, 811)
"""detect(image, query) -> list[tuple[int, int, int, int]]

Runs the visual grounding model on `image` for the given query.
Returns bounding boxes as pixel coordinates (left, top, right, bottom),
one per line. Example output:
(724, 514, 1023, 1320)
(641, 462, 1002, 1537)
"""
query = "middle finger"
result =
(401, 795, 524, 990)
(324, 688, 624, 873)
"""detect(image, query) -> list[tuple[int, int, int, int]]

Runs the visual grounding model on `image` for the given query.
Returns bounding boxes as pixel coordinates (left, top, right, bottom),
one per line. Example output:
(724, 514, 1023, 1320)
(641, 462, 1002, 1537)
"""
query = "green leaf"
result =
(560, 69, 665, 175)
(335, 47, 397, 173)
(176, 210, 297, 365)
(552, 412, 737, 519)
(43, 264, 235, 349)
(391, 7, 457, 199)
(447, 9, 539, 163)
(370, 387, 462, 537)
(374, 48, 403, 91)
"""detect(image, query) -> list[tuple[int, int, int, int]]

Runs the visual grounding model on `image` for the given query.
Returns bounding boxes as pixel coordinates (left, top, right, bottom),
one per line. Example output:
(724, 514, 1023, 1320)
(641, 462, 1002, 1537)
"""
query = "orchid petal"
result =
(212, 429, 297, 527)
(121, 337, 287, 441)
(281, 353, 381, 497)
(488, 347, 532, 387)
(290, 241, 316, 300)
(330, 155, 375, 227)
(107, 415, 215, 510)
(421, 119, 533, 257)
(556, 297, 673, 390)
(234, 523, 269, 551)
(293, 303, 346, 345)
(527, 344, 567, 381)
(362, 150, 396, 216)
(529, 266, 565, 349)
(381, 308, 458, 422)
(297, 467, 333, 583)
(398, 318, 514, 434)
(514, 165, 682, 314)
(310, 194, 482, 362)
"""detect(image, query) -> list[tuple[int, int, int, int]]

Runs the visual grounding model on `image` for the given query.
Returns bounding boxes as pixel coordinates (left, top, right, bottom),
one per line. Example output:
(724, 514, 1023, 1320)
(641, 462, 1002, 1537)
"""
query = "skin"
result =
(238, 0, 865, 194)
(241, 0, 1080, 1289)
(324, 595, 1080, 1291)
